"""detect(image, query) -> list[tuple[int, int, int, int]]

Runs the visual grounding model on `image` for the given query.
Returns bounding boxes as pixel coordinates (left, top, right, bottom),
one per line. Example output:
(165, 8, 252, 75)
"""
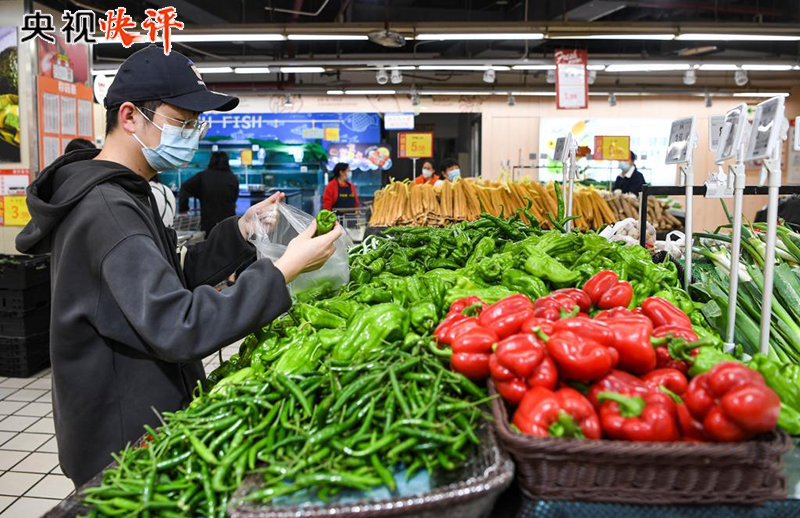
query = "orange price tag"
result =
(398, 132, 433, 158)
(4, 196, 31, 226)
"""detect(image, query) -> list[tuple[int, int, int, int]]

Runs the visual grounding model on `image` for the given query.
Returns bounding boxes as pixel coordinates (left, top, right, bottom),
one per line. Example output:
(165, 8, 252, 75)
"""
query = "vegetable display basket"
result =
(0, 331, 49, 377)
(0, 254, 50, 290)
(489, 382, 792, 505)
(230, 424, 514, 518)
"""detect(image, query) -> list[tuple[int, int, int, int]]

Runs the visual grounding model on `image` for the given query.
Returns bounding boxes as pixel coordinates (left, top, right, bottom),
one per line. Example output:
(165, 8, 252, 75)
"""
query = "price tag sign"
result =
(665, 117, 696, 165)
(709, 115, 725, 152)
(324, 128, 340, 142)
(555, 49, 588, 110)
(746, 96, 786, 162)
(553, 137, 567, 162)
(240, 149, 252, 166)
(593, 136, 630, 161)
(716, 103, 748, 164)
(384, 113, 415, 130)
(397, 132, 433, 158)
(3, 196, 31, 226)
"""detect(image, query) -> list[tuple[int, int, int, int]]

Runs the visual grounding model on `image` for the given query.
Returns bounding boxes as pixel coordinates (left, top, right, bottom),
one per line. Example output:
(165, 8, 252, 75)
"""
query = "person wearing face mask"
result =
(414, 160, 439, 185)
(434, 158, 462, 187)
(178, 151, 239, 236)
(612, 151, 645, 195)
(322, 162, 360, 212)
(15, 45, 342, 488)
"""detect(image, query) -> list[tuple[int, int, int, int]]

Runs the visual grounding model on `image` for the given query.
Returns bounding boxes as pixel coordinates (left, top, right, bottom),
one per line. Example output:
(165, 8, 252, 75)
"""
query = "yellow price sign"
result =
(324, 127, 340, 142)
(4, 196, 31, 226)
(398, 132, 434, 158)
(594, 136, 630, 161)
(240, 149, 253, 166)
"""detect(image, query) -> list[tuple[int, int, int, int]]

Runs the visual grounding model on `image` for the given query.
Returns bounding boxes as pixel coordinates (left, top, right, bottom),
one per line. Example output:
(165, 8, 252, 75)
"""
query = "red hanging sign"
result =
(555, 49, 588, 110)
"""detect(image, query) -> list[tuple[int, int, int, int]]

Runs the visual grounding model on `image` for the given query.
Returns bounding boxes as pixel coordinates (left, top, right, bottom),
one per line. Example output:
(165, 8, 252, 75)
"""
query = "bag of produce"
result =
(250, 201, 352, 299)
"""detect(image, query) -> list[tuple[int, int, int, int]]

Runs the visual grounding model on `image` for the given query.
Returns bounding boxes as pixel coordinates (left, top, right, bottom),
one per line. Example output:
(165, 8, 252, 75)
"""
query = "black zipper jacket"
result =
(16, 149, 290, 486)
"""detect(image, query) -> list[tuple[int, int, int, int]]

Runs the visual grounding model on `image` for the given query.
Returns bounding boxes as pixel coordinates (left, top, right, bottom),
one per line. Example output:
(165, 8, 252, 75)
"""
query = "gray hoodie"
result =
(16, 149, 291, 486)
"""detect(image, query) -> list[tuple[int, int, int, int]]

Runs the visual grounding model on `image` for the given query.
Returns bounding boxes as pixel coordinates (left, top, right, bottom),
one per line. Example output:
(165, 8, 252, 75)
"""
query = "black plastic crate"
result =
(0, 283, 51, 316)
(0, 307, 50, 337)
(0, 254, 50, 290)
(0, 332, 50, 377)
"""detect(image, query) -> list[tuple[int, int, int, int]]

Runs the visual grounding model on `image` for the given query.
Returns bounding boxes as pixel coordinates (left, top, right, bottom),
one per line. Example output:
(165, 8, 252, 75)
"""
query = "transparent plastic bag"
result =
(249, 202, 351, 300)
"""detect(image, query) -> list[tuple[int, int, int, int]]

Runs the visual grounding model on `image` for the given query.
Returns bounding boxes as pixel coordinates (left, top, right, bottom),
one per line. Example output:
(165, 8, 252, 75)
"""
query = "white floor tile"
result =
(1, 434, 50, 452)
(0, 451, 26, 471)
(36, 369, 51, 378)
(0, 402, 26, 416)
(33, 393, 50, 403)
(50, 465, 62, 475)
(24, 474, 73, 499)
(4, 390, 46, 403)
(12, 403, 50, 418)
(0, 432, 15, 447)
(10, 453, 57, 474)
(0, 389, 14, 400)
(20, 380, 49, 391)
(0, 380, 31, 390)
(0, 496, 58, 517)
(0, 496, 14, 514)
(23, 419, 53, 435)
(0, 472, 43, 496)
(0, 417, 38, 433)
(36, 437, 58, 454)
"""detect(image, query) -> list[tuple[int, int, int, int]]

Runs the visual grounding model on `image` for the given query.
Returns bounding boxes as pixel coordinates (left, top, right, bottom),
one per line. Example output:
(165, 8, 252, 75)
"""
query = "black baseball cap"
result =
(104, 45, 239, 113)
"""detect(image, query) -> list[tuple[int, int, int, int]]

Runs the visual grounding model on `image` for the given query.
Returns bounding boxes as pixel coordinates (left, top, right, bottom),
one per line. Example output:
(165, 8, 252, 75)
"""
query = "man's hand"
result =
(238, 192, 285, 241)
(274, 221, 344, 284)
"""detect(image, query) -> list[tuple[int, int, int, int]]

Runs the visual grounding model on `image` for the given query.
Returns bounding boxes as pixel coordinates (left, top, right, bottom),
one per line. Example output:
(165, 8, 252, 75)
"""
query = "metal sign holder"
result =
(665, 117, 698, 290)
(554, 134, 578, 231)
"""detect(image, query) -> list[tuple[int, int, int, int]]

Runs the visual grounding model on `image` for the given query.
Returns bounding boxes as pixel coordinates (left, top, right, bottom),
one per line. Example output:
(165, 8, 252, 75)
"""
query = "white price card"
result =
(746, 96, 785, 162)
(60, 96, 76, 136)
(716, 104, 748, 164)
(709, 115, 725, 152)
(665, 117, 696, 165)
(794, 116, 800, 152)
(553, 137, 567, 162)
(77, 100, 93, 138)
(42, 93, 60, 133)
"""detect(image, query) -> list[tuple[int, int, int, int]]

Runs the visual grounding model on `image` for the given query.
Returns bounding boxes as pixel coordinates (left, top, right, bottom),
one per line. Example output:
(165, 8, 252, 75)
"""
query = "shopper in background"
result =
(414, 160, 439, 185)
(150, 174, 176, 227)
(613, 151, 645, 195)
(64, 138, 96, 154)
(15, 45, 341, 488)
(322, 162, 360, 212)
(178, 151, 239, 236)
(435, 158, 462, 187)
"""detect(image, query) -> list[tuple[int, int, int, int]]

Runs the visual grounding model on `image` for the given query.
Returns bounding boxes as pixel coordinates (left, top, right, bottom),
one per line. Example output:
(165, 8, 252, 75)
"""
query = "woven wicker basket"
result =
(489, 381, 792, 505)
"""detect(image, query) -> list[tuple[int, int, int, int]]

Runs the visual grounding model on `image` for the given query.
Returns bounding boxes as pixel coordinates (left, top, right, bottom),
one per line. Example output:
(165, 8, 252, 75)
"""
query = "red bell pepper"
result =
(684, 362, 781, 442)
(676, 399, 709, 442)
(641, 368, 688, 396)
(441, 316, 482, 346)
(513, 386, 601, 439)
(654, 346, 689, 374)
(545, 330, 619, 383)
(583, 270, 619, 306)
(532, 293, 578, 321)
(594, 307, 634, 321)
(641, 297, 692, 329)
(553, 317, 614, 345)
(597, 390, 680, 442)
(520, 317, 555, 337)
(449, 295, 486, 315)
(450, 326, 498, 380)
(551, 288, 592, 313)
(489, 334, 558, 404)
(607, 315, 657, 374)
(652, 325, 698, 343)
(587, 369, 652, 408)
(598, 281, 633, 310)
(434, 312, 467, 345)
(479, 294, 535, 339)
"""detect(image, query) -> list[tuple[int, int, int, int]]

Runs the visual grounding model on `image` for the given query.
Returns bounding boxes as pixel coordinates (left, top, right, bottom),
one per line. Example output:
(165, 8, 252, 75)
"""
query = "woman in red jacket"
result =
(322, 163, 359, 212)
(414, 160, 439, 185)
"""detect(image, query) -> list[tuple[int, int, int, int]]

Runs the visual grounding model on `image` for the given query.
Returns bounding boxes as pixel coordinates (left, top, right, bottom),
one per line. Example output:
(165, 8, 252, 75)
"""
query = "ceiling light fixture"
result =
(483, 69, 496, 83)
(418, 65, 510, 71)
(416, 33, 544, 41)
(704, 93, 712, 107)
(233, 67, 271, 74)
(174, 33, 285, 42)
(197, 67, 233, 74)
(546, 69, 556, 84)
(376, 69, 389, 85)
(344, 89, 397, 95)
(683, 69, 697, 85)
(327, 90, 345, 95)
(676, 33, 800, 41)
(284, 94, 293, 107)
(280, 67, 326, 73)
(587, 65, 606, 71)
(734, 69, 748, 86)
(549, 34, 675, 40)
(507, 94, 516, 106)
(742, 64, 794, 71)
(698, 64, 740, 71)
(605, 63, 691, 72)
(510, 91, 556, 96)
(287, 34, 368, 41)
(732, 92, 789, 97)
(609, 93, 617, 107)
(390, 69, 403, 84)
(418, 91, 493, 96)
(411, 91, 421, 106)
(512, 65, 556, 70)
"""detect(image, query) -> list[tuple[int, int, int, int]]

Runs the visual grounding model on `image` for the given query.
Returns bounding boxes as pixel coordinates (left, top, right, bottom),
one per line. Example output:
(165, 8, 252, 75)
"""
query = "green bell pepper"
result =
(409, 301, 438, 333)
(477, 252, 514, 283)
(315, 209, 337, 236)
(688, 346, 739, 377)
(272, 335, 324, 375)
(466, 236, 495, 267)
(748, 354, 800, 434)
(332, 303, 410, 362)
(294, 280, 336, 303)
(523, 247, 580, 285)
(291, 303, 346, 329)
(316, 328, 342, 351)
(316, 299, 361, 321)
(405, 276, 431, 303)
(365, 257, 385, 276)
(387, 249, 416, 276)
(349, 267, 372, 285)
(502, 268, 547, 300)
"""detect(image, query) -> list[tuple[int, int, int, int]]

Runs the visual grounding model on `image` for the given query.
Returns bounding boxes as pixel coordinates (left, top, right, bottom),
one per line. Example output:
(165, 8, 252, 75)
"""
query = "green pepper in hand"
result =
(315, 209, 337, 236)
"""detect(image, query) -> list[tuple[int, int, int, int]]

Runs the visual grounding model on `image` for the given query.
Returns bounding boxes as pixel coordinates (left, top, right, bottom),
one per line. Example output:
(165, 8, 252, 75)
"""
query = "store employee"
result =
(414, 160, 439, 185)
(613, 151, 646, 195)
(322, 162, 360, 212)
(16, 45, 342, 488)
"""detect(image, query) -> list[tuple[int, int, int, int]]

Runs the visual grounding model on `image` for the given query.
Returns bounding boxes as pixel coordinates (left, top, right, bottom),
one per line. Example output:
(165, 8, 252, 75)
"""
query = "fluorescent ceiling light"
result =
(416, 33, 544, 41)
(233, 67, 271, 74)
(197, 66, 233, 74)
(676, 33, 800, 41)
(587, 65, 606, 71)
(91, 69, 117, 75)
(288, 34, 368, 41)
(418, 65, 510, 71)
(513, 65, 556, 70)
(605, 64, 691, 72)
(510, 91, 556, 96)
(698, 64, 740, 71)
(549, 34, 674, 40)
(280, 67, 326, 73)
(588, 92, 650, 96)
(174, 34, 285, 42)
(327, 90, 345, 95)
(344, 90, 396, 95)
(419, 91, 493, 96)
(732, 92, 789, 97)
(742, 64, 794, 71)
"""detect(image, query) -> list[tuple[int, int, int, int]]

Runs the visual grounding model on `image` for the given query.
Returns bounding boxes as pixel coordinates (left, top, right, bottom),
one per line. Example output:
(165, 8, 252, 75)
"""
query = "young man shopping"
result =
(16, 46, 341, 487)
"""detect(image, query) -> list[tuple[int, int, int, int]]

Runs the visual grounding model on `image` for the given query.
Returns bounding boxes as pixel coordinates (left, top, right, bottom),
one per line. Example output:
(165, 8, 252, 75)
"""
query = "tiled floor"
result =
(0, 343, 237, 517)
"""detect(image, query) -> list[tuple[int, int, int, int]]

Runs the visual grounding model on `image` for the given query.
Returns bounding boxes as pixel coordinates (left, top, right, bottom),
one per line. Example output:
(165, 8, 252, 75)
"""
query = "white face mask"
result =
(619, 162, 632, 173)
(448, 168, 461, 181)
(422, 168, 433, 178)
(131, 108, 201, 171)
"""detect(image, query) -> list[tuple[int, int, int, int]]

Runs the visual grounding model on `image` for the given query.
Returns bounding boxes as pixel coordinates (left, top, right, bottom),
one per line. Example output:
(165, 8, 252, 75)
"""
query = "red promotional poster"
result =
(555, 49, 588, 110)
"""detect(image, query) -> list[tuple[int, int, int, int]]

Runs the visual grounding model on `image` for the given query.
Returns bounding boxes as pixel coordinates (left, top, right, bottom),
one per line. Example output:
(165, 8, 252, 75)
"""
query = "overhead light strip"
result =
(676, 33, 800, 41)
(416, 33, 544, 41)
(280, 67, 327, 73)
(418, 65, 511, 71)
(549, 34, 675, 40)
(233, 67, 271, 74)
(288, 34, 368, 41)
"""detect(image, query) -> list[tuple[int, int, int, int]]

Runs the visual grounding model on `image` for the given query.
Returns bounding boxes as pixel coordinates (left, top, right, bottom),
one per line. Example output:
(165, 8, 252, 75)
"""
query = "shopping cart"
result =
(334, 204, 371, 243)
